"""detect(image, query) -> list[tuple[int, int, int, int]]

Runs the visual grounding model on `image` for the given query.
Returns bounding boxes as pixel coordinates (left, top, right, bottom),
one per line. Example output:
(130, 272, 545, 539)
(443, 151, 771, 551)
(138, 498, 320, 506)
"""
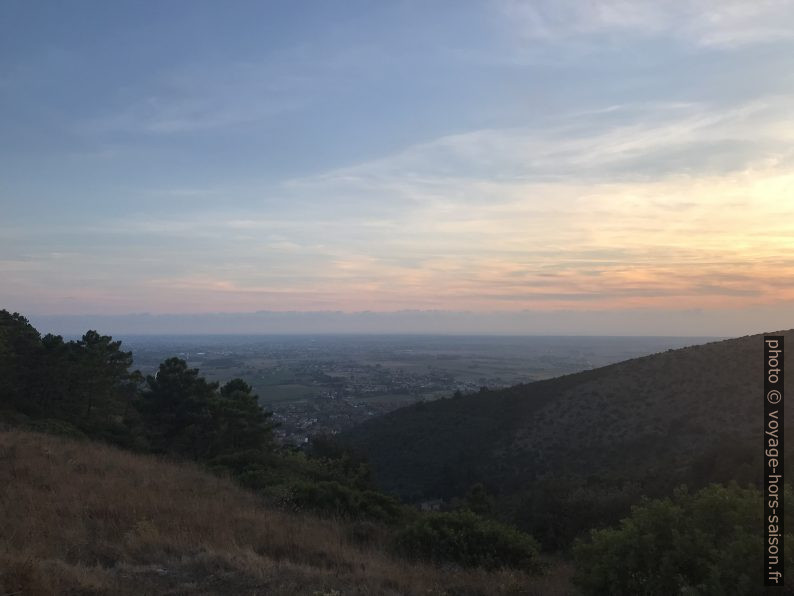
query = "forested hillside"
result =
(343, 331, 794, 548)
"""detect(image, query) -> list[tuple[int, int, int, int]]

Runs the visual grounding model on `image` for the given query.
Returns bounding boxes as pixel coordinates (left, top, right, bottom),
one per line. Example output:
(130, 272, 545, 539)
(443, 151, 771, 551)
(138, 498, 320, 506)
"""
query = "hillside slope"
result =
(342, 331, 793, 504)
(0, 430, 571, 596)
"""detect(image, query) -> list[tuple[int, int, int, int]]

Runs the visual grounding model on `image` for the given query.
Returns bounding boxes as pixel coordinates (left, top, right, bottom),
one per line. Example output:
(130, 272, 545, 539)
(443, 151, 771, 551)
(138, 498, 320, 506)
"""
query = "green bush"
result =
(572, 483, 793, 595)
(513, 477, 642, 550)
(392, 510, 542, 572)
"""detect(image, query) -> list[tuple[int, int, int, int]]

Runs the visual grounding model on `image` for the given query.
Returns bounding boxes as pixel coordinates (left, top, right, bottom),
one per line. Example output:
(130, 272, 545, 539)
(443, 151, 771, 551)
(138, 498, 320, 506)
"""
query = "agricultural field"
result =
(120, 334, 714, 444)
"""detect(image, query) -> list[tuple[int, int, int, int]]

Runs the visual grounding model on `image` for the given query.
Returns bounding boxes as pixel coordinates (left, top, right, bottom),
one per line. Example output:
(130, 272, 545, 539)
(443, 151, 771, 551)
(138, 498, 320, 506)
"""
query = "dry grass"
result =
(0, 430, 575, 595)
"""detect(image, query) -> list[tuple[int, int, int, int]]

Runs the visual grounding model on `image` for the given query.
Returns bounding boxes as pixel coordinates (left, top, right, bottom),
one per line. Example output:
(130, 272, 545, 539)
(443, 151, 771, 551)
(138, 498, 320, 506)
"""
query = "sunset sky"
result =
(2, 1, 794, 334)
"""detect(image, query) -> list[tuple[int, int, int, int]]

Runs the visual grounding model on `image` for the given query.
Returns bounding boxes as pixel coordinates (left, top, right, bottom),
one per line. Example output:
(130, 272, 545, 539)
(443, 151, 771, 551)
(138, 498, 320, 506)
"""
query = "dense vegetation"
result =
(3, 309, 791, 594)
(342, 330, 793, 550)
(0, 311, 278, 487)
(572, 484, 793, 595)
(0, 309, 545, 589)
(392, 510, 542, 573)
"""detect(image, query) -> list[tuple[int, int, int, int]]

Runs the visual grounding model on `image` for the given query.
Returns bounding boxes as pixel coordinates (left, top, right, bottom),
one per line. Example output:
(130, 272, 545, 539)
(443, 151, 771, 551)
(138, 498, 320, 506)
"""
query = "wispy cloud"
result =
(288, 98, 794, 198)
(80, 41, 398, 137)
(498, 0, 794, 48)
(8, 93, 794, 314)
(3, 1, 794, 330)
(85, 69, 309, 135)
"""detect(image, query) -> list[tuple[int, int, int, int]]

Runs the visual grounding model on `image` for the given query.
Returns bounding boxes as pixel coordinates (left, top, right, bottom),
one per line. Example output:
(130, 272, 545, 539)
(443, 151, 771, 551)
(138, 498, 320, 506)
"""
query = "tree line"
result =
(0, 311, 273, 478)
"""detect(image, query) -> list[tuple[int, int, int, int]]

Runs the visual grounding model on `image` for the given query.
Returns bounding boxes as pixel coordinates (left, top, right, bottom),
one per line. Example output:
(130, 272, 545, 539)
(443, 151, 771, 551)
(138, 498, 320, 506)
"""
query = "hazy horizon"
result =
(25, 307, 786, 338)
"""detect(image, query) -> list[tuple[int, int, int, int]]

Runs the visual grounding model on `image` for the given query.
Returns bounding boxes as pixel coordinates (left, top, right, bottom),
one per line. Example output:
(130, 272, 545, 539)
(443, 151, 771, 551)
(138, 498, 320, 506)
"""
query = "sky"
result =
(2, 0, 794, 335)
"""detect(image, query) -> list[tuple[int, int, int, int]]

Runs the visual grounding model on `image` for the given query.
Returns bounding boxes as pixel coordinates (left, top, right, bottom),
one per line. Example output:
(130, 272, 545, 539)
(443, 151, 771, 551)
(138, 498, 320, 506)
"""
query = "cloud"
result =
(85, 76, 307, 136)
(290, 98, 794, 189)
(11, 170, 792, 315)
(4, 0, 794, 333)
(8, 94, 794, 316)
(79, 40, 399, 137)
(497, 0, 794, 48)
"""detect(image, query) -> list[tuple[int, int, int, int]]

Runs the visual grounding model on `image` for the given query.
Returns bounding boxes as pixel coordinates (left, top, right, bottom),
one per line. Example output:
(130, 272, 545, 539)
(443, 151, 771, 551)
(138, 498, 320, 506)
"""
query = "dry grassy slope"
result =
(343, 330, 794, 499)
(0, 430, 573, 596)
